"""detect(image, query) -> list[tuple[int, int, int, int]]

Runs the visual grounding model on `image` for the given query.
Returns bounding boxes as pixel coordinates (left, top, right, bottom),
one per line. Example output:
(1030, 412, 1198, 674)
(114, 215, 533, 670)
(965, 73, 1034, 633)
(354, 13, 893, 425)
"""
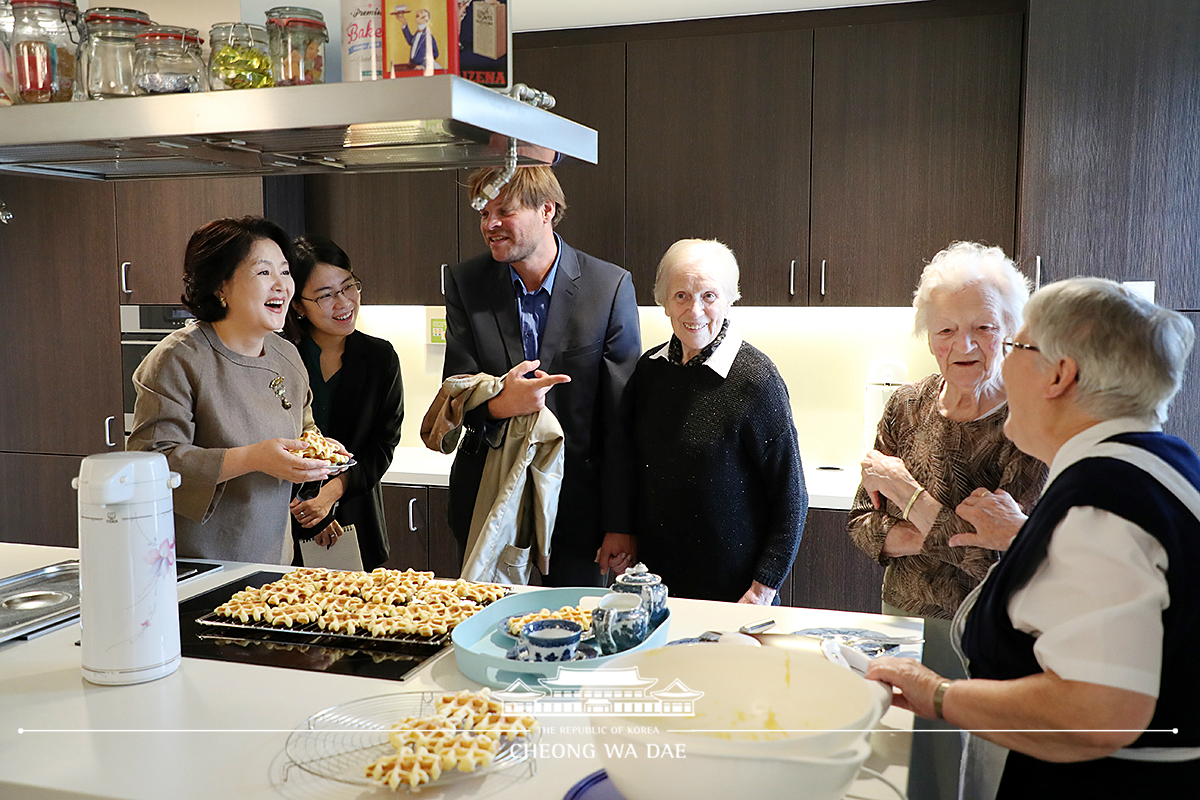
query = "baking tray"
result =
(450, 588, 672, 688)
(0, 561, 80, 644)
(195, 611, 452, 650)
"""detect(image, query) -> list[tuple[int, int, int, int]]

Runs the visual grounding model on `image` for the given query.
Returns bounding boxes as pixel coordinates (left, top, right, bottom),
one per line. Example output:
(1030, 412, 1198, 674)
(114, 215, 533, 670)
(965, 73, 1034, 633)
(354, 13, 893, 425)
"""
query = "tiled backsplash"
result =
(358, 305, 938, 470)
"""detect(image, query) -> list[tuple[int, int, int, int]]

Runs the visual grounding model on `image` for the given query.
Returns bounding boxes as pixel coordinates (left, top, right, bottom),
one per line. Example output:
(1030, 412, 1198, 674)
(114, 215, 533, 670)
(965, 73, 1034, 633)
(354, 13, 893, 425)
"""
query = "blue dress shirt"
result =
(509, 235, 562, 364)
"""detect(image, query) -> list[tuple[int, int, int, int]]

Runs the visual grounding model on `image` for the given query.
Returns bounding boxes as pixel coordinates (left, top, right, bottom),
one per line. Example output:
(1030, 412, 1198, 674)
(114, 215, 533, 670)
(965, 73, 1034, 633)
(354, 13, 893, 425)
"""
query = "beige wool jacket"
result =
(421, 374, 564, 584)
(127, 323, 315, 565)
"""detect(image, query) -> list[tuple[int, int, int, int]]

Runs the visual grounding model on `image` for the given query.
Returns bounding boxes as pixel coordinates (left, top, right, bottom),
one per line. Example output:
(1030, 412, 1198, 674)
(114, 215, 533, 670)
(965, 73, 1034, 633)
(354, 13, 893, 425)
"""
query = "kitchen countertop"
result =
(0, 543, 915, 800)
(383, 447, 861, 510)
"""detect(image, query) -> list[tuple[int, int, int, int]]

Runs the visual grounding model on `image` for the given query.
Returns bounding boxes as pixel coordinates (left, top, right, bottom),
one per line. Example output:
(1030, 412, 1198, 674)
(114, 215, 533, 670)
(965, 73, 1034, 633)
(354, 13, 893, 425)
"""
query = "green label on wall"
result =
(430, 318, 447, 344)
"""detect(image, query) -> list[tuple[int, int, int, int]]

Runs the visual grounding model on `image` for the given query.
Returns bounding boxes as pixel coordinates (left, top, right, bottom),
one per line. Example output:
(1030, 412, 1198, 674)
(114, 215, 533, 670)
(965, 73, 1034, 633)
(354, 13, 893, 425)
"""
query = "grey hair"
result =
(912, 242, 1030, 338)
(652, 238, 742, 307)
(1025, 277, 1195, 425)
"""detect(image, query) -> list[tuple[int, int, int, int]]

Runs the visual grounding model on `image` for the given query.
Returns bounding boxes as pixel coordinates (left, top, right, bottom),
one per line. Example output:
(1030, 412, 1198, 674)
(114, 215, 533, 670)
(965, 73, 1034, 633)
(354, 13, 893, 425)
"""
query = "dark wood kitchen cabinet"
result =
(625, 30, 812, 305)
(784, 509, 883, 614)
(808, 12, 1023, 306)
(381, 485, 458, 577)
(305, 172, 459, 304)
(0, 174, 124, 459)
(0, 453, 82, 547)
(1019, 0, 1200, 311)
(114, 177, 264, 305)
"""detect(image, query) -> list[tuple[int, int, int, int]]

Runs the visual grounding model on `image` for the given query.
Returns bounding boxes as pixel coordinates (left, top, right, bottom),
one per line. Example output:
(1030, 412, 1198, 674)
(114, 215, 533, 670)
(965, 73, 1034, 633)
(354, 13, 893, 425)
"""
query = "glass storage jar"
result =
(265, 6, 327, 86)
(0, 0, 15, 105)
(10, 0, 81, 103)
(82, 7, 151, 99)
(208, 21, 273, 90)
(133, 24, 205, 94)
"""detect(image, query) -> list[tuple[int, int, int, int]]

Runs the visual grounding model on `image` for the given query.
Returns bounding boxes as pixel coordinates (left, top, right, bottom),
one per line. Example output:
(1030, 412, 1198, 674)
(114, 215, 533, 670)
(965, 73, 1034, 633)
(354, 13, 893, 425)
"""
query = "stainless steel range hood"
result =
(0, 76, 598, 181)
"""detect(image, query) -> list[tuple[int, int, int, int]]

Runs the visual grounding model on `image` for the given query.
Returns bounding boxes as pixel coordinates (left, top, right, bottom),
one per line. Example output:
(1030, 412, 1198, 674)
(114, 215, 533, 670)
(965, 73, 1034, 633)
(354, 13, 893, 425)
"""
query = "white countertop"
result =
(383, 447, 860, 510)
(0, 543, 914, 800)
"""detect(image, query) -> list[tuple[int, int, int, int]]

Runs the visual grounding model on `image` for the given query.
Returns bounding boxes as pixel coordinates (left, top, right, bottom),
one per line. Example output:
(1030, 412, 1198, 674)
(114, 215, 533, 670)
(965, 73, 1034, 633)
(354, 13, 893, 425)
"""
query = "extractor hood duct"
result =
(0, 76, 598, 181)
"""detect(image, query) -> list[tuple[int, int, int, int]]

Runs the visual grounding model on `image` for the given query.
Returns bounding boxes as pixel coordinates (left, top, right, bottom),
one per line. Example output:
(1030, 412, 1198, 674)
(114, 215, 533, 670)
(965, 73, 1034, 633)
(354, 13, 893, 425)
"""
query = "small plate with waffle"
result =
(298, 430, 354, 473)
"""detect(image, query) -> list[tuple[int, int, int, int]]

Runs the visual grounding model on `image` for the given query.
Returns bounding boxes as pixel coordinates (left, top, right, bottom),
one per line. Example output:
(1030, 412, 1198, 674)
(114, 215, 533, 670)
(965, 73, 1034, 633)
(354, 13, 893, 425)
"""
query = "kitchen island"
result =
(0, 543, 916, 800)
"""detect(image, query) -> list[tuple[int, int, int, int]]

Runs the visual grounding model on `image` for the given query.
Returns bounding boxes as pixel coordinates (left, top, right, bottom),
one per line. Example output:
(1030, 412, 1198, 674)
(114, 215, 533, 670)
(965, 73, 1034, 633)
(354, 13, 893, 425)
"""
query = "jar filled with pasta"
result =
(133, 24, 206, 94)
(10, 0, 81, 103)
(208, 21, 273, 90)
(81, 7, 151, 99)
(264, 6, 326, 86)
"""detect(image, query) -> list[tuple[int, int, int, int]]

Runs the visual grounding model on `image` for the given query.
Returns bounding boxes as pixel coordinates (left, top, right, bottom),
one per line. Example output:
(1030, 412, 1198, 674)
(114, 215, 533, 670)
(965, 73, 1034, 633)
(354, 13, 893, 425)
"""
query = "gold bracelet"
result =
(933, 679, 952, 720)
(902, 487, 926, 521)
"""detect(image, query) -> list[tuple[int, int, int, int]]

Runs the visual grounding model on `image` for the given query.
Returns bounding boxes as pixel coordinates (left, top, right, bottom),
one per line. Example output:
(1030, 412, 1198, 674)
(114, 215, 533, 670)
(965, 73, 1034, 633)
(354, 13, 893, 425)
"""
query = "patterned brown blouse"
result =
(847, 373, 1048, 619)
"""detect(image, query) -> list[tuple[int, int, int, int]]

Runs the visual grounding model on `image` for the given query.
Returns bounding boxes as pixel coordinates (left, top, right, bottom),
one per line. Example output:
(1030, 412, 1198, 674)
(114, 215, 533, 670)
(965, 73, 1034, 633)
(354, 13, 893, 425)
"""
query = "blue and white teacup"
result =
(591, 592, 650, 655)
(520, 619, 583, 662)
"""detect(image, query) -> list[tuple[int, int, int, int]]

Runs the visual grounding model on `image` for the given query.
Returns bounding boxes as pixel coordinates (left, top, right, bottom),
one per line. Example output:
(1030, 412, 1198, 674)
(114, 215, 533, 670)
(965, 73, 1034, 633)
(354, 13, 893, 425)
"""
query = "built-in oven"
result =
(120, 305, 196, 433)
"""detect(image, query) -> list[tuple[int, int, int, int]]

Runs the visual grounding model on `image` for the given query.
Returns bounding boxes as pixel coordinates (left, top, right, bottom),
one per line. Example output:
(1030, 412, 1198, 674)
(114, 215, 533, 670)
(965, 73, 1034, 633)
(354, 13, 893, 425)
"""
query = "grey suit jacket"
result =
(442, 239, 641, 560)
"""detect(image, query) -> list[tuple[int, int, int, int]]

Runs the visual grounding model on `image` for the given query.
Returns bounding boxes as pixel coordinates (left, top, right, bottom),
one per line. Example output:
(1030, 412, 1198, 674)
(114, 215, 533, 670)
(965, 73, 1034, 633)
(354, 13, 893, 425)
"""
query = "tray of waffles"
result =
(285, 688, 540, 791)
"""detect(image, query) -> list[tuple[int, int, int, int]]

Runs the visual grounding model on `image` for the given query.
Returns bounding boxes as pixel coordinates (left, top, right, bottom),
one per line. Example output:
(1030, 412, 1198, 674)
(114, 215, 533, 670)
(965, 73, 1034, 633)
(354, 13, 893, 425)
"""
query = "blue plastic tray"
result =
(451, 588, 671, 688)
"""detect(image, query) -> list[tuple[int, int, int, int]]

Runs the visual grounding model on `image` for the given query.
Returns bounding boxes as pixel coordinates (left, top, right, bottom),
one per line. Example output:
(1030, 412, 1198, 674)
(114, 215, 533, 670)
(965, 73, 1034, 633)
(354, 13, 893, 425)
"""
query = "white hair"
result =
(652, 239, 742, 307)
(912, 242, 1029, 338)
(1024, 277, 1194, 425)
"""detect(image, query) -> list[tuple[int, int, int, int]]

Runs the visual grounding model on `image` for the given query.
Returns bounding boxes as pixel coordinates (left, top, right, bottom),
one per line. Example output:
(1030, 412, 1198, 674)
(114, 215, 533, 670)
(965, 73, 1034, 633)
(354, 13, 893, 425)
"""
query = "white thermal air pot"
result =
(73, 452, 182, 685)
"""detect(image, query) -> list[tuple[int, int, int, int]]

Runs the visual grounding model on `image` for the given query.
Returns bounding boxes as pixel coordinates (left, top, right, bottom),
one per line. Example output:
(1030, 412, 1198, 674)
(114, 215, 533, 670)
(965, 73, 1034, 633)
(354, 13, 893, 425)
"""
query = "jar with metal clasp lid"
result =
(10, 0, 82, 103)
(133, 24, 206, 94)
(82, 7, 151, 99)
(0, 0, 15, 105)
(208, 21, 273, 90)
(264, 6, 326, 86)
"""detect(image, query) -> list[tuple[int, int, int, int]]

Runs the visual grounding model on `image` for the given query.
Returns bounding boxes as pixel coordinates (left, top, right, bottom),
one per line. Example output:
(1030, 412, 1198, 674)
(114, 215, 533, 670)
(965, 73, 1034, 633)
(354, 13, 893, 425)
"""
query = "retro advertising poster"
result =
(382, 0, 459, 78)
(456, 0, 510, 89)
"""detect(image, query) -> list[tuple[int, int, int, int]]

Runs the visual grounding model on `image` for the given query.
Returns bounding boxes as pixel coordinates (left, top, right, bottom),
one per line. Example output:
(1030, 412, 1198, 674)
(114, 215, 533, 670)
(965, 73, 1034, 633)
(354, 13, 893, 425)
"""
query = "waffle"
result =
(506, 605, 593, 636)
(366, 690, 535, 791)
(298, 430, 349, 464)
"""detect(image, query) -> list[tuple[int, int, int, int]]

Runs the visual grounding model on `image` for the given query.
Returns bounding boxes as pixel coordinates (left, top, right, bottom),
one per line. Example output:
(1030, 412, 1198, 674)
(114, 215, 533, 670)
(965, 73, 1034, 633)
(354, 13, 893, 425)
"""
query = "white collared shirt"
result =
(648, 324, 743, 379)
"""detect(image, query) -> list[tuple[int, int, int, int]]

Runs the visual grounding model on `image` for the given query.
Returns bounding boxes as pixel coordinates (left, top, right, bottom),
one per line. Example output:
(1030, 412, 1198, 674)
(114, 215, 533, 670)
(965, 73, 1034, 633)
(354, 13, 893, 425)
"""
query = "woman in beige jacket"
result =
(127, 217, 338, 564)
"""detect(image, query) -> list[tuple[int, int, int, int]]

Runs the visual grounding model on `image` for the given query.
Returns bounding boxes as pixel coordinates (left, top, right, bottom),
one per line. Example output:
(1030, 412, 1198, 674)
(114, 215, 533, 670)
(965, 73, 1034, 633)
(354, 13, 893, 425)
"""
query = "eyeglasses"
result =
(1002, 338, 1040, 357)
(301, 279, 362, 311)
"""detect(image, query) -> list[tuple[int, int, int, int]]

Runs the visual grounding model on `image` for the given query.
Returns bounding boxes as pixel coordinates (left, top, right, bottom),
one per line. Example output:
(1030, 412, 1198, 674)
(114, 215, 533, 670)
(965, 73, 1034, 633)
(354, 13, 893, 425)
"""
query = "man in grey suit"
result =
(443, 166, 641, 586)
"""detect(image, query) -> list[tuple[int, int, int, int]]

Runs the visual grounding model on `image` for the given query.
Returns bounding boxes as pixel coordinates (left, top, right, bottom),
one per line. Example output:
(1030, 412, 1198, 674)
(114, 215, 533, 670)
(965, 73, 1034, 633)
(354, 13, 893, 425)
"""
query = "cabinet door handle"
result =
(1035, 255, 1042, 291)
(789, 260, 795, 297)
(104, 415, 116, 447)
(120, 261, 131, 294)
(440, 263, 447, 296)
(820, 260, 827, 298)
(408, 497, 418, 532)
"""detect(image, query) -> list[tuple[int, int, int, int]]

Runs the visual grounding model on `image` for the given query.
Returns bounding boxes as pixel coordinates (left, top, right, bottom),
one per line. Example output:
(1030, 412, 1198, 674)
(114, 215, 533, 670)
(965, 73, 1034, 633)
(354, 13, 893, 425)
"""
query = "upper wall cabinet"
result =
(626, 30, 813, 305)
(809, 13, 1023, 306)
(1019, 0, 1200, 311)
(501, 42, 628, 271)
(115, 177, 264, 305)
(305, 172, 459, 305)
(0, 174, 123, 456)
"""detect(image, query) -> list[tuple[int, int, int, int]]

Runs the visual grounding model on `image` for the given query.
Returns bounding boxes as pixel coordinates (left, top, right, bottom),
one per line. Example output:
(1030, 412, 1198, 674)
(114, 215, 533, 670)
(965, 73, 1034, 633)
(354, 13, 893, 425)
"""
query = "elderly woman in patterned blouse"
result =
(847, 241, 1048, 800)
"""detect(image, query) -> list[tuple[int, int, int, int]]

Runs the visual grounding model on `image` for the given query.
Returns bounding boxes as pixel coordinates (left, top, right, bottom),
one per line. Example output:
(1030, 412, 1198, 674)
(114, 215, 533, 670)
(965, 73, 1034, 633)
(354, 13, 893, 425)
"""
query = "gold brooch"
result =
(270, 376, 292, 409)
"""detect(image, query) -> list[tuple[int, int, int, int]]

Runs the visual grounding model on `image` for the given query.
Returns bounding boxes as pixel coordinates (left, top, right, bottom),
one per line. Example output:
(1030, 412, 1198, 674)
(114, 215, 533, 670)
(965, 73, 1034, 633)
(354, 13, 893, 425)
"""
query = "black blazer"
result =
(442, 239, 641, 561)
(295, 330, 404, 570)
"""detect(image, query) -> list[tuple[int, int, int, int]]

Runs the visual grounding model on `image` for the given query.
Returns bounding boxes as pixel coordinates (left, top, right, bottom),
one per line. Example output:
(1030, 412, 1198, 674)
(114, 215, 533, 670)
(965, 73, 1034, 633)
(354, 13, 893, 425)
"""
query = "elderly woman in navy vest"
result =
(866, 277, 1200, 799)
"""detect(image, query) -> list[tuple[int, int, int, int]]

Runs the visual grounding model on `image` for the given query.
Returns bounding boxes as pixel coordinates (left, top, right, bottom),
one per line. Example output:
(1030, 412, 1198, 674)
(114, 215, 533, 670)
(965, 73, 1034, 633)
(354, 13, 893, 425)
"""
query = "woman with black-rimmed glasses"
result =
(283, 234, 404, 570)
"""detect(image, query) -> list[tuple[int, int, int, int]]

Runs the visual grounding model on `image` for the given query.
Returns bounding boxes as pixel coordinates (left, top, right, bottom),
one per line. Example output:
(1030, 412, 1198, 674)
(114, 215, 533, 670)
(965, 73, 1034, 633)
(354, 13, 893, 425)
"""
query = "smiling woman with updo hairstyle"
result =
(624, 238, 808, 605)
(282, 234, 404, 570)
(127, 216, 338, 565)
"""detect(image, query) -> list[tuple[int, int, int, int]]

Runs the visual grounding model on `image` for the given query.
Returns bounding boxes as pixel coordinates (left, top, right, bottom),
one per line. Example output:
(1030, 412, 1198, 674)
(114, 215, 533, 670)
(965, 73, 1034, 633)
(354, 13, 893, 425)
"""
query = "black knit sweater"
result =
(629, 341, 808, 602)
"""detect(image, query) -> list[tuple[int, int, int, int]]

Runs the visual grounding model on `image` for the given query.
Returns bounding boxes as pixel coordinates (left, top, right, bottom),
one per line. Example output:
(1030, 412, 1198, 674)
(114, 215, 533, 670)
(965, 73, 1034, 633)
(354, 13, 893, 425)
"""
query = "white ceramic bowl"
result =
(593, 644, 884, 800)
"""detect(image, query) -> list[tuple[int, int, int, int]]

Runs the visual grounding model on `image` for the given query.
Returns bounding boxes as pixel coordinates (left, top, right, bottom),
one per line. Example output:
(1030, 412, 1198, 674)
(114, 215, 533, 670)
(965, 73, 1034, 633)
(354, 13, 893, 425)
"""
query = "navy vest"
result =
(961, 432, 1200, 793)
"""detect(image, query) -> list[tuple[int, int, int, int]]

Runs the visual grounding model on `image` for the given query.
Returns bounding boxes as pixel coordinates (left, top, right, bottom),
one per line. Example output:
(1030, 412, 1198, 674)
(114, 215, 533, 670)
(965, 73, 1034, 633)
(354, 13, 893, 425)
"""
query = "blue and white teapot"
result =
(612, 563, 668, 626)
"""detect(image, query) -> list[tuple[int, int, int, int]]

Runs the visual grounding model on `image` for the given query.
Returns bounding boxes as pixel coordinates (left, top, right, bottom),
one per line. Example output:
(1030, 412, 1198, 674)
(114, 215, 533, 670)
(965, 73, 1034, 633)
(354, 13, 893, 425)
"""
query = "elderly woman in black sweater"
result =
(625, 239, 808, 604)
